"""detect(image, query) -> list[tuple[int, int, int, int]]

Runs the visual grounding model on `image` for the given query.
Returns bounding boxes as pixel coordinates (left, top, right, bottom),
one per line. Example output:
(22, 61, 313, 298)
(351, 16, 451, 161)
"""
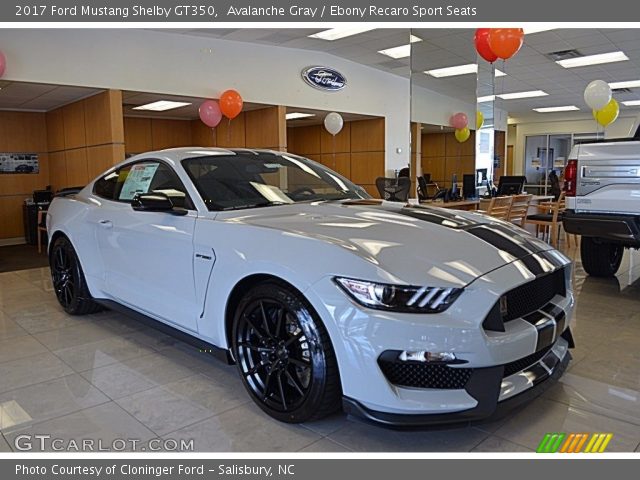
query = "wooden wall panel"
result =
(287, 126, 321, 156)
(351, 118, 384, 152)
(446, 130, 475, 156)
(288, 117, 385, 193)
(216, 113, 246, 148)
(422, 132, 446, 157)
(320, 123, 350, 153)
(350, 152, 385, 184)
(46, 109, 65, 152)
(124, 117, 152, 154)
(48, 151, 67, 193)
(319, 153, 351, 178)
(65, 149, 89, 187)
(84, 91, 111, 146)
(62, 101, 86, 150)
(0, 111, 50, 239)
(245, 106, 286, 150)
(422, 131, 476, 187)
(87, 145, 125, 180)
(107, 90, 125, 144)
(0, 196, 27, 238)
(191, 120, 217, 147)
(0, 112, 47, 152)
(151, 119, 192, 150)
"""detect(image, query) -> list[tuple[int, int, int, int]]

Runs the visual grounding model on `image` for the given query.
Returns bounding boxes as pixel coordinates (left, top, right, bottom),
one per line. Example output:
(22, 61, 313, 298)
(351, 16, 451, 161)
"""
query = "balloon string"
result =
(332, 134, 336, 170)
(227, 118, 231, 145)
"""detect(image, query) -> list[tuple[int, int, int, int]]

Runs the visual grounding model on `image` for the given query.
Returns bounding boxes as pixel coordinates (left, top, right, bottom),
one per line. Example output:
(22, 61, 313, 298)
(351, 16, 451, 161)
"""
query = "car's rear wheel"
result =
(50, 236, 101, 315)
(231, 281, 341, 423)
(580, 237, 624, 277)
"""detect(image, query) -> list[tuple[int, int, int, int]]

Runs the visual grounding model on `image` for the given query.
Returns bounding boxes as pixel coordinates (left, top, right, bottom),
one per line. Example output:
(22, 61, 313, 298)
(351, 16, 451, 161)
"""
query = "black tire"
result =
(580, 237, 624, 277)
(231, 280, 341, 423)
(49, 236, 102, 315)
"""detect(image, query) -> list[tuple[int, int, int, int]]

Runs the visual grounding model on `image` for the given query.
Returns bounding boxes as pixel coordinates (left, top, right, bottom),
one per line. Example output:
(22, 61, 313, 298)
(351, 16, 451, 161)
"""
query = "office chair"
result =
(375, 177, 411, 202)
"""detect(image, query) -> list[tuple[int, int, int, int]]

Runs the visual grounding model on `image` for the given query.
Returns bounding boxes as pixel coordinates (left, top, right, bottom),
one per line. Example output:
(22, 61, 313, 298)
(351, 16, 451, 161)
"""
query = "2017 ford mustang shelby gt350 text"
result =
(47, 148, 574, 426)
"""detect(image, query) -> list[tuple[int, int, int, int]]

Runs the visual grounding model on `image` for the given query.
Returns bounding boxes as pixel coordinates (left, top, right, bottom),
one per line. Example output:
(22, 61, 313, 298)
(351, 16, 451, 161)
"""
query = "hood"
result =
(220, 199, 555, 287)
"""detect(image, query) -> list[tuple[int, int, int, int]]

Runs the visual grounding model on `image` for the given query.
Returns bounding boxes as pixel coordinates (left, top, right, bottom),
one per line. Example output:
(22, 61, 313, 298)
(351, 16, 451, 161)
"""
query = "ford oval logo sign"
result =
(302, 66, 347, 92)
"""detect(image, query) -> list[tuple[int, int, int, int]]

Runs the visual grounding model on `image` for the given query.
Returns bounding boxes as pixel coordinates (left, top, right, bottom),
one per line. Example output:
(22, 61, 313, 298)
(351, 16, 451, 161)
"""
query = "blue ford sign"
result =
(301, 66, 347, 92)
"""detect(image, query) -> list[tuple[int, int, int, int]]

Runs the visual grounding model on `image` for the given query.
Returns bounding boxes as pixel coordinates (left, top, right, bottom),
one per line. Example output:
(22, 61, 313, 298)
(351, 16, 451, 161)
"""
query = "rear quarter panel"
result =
(47, 192, 106, 297)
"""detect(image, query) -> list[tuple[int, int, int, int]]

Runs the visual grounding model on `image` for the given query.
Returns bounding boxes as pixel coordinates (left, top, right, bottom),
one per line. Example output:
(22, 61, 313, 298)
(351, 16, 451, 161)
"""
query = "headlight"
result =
(334, 277, 462, 313)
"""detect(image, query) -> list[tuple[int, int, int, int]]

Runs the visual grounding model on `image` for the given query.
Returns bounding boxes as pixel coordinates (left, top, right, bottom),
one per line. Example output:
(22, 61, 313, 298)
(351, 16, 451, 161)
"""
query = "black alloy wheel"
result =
(232, 281, 341, 423)
(50, 236, 101, 315)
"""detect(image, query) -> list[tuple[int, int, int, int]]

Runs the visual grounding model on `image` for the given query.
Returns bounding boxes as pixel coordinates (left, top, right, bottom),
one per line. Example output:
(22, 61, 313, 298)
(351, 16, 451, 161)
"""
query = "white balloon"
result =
(584, 80, 612, 111)
(324, 112, 344, 136)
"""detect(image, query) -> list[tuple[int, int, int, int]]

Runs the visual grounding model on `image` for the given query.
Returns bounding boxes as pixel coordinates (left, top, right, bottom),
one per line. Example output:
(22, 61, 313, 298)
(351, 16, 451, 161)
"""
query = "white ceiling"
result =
(2, 28, 640, 124)
(156, 28, 640, 121)
(0, 81, 101, 111)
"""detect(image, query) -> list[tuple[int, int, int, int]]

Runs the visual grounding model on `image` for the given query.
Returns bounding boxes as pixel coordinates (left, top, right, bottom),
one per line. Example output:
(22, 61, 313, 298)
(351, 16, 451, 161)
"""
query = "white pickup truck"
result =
(563, 141, 640, 277)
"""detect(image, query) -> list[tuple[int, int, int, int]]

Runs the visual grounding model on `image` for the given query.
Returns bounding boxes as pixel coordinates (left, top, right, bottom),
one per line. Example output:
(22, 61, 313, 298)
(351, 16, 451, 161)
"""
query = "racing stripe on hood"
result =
(340, 200, 551, 268)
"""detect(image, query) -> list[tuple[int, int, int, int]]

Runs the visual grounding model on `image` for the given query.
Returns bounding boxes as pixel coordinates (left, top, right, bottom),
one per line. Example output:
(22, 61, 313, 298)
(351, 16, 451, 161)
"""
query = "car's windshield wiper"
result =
(221, 201, 290, 211)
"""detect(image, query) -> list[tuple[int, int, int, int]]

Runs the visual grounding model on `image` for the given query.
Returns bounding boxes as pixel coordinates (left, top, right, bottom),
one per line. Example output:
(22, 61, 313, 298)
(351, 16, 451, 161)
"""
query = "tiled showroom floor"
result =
(1, 244, 640, 453)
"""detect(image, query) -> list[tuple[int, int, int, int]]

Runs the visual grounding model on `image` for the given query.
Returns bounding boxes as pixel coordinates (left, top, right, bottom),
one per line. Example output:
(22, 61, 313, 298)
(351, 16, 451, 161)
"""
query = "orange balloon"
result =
(488, 28, 524, 60)
(219, 89, 243, 119)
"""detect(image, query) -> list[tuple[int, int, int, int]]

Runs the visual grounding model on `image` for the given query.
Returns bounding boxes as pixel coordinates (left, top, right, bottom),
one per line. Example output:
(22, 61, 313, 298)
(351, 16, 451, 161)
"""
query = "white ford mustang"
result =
(47, 147, 574, 426)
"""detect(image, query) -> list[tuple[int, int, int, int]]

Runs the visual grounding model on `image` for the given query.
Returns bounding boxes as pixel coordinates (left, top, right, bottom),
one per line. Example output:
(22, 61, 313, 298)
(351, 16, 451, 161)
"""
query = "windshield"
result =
(182, 152, 370, 211)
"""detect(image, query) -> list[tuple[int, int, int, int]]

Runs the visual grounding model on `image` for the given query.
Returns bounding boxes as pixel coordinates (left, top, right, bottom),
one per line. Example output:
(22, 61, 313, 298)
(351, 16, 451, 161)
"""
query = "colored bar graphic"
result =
(538, 433, 613, 453)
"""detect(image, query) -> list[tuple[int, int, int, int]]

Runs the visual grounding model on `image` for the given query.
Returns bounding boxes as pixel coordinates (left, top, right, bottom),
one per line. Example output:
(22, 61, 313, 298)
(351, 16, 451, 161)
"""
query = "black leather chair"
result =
(375, 177, 411, 202)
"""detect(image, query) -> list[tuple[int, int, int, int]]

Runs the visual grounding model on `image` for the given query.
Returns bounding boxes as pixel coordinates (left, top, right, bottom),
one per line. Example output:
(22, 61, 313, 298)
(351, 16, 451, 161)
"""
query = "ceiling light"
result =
(609, 80, 640, 89)
(622, 100, 640, 106)
(533, 105, 580, 112)
(523, 27, 556, 35)
(498, 90, 548, 100)
(478, 95, 496, 103)
(557, 51, 629, 68)
(132, 100, 191, 112)
(425, 64, 506, 78)
(285, 112, 315, 120)
(309, 27, 376, 41)
(378, 35, 422, 59)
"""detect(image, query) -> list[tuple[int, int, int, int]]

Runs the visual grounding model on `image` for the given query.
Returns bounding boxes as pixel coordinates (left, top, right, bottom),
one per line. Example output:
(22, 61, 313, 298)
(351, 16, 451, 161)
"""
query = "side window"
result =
(93, 171, 118, 200)
(114, 161, 193, 209)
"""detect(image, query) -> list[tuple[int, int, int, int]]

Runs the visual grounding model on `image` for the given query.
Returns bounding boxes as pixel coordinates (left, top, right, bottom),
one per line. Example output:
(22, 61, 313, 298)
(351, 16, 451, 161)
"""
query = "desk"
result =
(421, 199, 480, 211)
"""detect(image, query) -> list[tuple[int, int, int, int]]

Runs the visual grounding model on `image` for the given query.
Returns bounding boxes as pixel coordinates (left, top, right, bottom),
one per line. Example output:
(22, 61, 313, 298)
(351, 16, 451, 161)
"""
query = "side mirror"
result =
(131, 193, 188, 216)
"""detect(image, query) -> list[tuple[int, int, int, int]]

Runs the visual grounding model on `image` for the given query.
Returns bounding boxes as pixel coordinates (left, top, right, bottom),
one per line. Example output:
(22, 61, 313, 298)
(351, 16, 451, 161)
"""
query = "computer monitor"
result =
(33, 190, 53, 204)
(463, 174, 477, 199)
(497, 176, 526, 196)
(476, 168, 488, 186)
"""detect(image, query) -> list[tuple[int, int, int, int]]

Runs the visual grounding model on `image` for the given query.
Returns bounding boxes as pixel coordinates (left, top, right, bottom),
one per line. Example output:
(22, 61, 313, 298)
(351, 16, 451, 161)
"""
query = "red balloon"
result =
(488, 28, 524, 60)
(0, 51, 6, 78)
(474, 29, 498, 63)
(219, 89, 243, 120)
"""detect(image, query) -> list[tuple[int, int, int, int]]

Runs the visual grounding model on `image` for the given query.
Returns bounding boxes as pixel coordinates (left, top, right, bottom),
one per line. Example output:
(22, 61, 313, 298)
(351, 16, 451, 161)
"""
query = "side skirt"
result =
(94, 299, 234, 365)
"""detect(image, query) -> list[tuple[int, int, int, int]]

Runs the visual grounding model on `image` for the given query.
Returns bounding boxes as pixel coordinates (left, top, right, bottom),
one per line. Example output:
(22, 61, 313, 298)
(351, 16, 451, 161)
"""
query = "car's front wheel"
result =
(580, 237, 624, 277)
(50, 235, 101, 315)
(231, 281, 341, 423)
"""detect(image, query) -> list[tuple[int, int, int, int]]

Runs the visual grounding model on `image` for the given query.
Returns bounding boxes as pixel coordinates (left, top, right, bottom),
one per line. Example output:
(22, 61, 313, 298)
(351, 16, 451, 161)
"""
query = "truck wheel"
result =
(580, 237, 624, 277)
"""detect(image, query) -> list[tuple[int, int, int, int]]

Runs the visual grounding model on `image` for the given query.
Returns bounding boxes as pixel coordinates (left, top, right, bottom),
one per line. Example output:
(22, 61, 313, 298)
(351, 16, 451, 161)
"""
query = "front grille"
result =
(502, 268, 566, 321)
(503, 346, 552, 378)
(378, 345, 555, 389)
(377, 359, 473, 389)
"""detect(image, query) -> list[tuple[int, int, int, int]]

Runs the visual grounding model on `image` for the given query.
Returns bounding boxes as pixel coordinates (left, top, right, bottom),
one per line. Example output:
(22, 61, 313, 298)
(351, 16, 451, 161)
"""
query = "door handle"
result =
(98, 220, 113, 229)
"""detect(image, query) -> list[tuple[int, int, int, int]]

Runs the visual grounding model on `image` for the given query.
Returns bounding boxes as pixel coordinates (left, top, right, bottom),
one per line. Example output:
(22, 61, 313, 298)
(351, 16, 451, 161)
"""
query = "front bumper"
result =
(306, 250, 574, 421)
(563, 209, 640, 244)
(343, 334, 571, 427)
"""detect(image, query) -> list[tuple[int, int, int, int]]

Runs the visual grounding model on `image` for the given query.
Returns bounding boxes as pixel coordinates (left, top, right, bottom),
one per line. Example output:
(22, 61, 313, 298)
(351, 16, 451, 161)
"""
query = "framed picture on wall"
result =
(0, 153, 40, 174)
